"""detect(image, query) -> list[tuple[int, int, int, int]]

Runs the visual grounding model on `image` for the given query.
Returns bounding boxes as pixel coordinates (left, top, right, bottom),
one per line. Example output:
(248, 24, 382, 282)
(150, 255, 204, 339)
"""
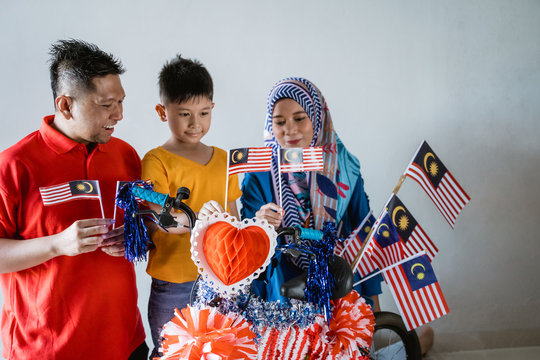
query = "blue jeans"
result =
(373, 342, 406, 360)
(148, 278, 195, 359)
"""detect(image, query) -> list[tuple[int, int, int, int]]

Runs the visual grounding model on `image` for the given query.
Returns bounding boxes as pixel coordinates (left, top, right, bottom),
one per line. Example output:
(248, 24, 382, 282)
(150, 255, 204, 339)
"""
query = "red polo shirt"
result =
(0, 116, 145, 359)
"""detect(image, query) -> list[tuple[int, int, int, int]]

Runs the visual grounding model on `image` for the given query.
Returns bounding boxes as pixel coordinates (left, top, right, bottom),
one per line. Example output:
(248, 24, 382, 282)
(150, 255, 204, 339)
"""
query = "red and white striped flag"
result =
(354, 250, 379, 279)
(385, 194, 438, 261)
(383, 254, 449, 330)
(279, 147, 323, 173)
(40, 180, 104, 218)
(40, 180, 101, 205)
(357, 212, 407, 277)
(336, 212, 375, 265)
(228, 147, 273, 175)
(405, 141, 470, 228)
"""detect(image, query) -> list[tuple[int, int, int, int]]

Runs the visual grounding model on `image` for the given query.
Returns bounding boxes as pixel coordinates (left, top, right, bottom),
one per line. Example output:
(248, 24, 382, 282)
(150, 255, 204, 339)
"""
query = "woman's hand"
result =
(255, 203, 284, 228)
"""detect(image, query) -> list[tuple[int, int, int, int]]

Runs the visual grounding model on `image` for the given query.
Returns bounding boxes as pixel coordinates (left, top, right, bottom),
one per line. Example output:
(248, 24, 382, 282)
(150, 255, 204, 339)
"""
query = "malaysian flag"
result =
(40, 180, 101, 206)
(279, 147, 323, 173)
(228, 147, 273, 175)
(383, 254, 449, 330)
(386, 194, 438, 261)
(405, 141, 470, 228)
(336, 212, 375, 265)
(357, 212, 406, 277)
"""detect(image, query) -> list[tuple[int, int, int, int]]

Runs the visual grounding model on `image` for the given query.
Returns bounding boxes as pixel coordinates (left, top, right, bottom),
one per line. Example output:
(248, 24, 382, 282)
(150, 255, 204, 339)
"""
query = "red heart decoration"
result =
(203, 221, 270, 286)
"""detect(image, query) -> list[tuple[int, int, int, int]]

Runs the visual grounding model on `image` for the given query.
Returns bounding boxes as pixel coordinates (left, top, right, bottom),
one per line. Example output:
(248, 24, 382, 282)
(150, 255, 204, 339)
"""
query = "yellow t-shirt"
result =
(141, 146, 242, 283)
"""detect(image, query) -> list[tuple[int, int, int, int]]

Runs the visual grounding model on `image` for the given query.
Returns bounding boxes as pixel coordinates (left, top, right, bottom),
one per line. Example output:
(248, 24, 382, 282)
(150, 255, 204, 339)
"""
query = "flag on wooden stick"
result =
(40, 180, 104, 218)
(386, 194, 438, 261)
(225, 147, 273, 207)
(279, 147, 323, 173)
(362, 211, 406, 272)
(404, 141, 470, 228)
(335, 212, 376, 265)
(383, 253, 449, 330)
(228, 147, 273, 175)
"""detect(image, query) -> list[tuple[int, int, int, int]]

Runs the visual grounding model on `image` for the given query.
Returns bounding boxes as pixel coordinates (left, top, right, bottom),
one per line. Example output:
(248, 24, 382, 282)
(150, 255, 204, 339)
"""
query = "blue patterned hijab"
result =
(264, 77, 361, 236)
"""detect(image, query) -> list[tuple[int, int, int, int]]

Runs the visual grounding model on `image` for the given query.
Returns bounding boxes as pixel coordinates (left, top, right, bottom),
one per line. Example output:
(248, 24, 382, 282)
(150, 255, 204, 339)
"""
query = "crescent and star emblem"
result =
(423, 152, 439, 177)
(392, 206, 406, 226)
(377, 223, 390, 238)
(231, 150, 243, 163)
(391, 205, 410, 231)
(284, 149, 300, 163)
(411, 262, 426, 280)
(82, 181, 94, 193)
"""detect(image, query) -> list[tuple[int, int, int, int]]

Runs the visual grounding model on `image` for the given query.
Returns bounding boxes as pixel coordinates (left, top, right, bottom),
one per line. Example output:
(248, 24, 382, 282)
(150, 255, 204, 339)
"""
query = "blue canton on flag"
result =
(373, 212, 401, 248)
(402, 254, 438, 291)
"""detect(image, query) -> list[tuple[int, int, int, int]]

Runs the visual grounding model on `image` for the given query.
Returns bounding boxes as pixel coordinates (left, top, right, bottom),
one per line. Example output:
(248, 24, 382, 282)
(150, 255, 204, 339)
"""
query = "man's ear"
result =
(56, 95, 73, 119)
(155, 104, 167, 122)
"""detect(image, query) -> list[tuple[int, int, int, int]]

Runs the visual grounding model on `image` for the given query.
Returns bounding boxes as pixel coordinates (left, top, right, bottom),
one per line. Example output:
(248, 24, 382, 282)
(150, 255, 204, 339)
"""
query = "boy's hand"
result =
(100, 225, 126, 257)
(198, 200, 225, 219)
(255, 203, 284, 229)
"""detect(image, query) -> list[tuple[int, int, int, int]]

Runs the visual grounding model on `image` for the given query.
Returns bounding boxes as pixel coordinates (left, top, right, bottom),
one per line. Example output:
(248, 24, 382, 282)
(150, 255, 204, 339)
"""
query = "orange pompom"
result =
(159, 306, 257, 360)
(327, 290, 375, 356)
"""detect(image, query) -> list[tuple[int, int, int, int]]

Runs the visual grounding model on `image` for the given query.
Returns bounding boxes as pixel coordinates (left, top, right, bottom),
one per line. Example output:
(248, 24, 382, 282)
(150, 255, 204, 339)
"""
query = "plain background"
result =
(1, 0, 539, 356)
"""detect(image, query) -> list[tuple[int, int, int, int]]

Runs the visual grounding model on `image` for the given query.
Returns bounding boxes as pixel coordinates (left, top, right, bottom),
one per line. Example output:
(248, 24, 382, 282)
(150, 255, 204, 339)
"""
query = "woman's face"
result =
(271, 98, 314, 148)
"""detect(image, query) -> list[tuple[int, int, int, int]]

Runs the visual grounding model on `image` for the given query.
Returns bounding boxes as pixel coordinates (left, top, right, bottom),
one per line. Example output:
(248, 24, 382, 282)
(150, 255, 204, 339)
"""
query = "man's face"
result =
(67, 74, 125, 144)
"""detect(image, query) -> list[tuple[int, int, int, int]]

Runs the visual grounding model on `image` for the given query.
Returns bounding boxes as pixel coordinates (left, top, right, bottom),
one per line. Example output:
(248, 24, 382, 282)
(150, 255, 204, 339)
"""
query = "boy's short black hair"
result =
(49, 39, 125, 101)
(158, 55, 213, 105)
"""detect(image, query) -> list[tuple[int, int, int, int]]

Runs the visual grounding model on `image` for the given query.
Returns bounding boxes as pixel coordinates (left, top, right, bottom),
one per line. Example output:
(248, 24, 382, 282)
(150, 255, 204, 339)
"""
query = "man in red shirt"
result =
(0, 40, 147, 359)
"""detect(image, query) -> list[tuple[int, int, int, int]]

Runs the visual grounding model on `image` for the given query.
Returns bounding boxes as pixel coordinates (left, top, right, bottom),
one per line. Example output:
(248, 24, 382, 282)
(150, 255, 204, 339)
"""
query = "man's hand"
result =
(54, 218, 115, 257)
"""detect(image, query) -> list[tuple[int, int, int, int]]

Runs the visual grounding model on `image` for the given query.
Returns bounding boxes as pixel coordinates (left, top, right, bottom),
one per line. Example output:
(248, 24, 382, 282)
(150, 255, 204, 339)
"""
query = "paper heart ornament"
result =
(203, 221, 270, 286)
(191, 213, 277, 295)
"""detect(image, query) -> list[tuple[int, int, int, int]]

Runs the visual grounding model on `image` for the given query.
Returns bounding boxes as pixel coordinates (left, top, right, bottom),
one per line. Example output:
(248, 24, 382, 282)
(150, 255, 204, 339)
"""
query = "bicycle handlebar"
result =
(134, 186, 197, 230)
(132, 186, 167, 207)
(276, 226, 324, 243)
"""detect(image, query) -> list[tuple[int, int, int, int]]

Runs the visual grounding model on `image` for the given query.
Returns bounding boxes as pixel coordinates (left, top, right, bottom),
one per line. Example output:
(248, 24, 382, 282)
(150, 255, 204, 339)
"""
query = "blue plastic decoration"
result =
(115, 180, 153, 262)
(304, 221, 338, 322)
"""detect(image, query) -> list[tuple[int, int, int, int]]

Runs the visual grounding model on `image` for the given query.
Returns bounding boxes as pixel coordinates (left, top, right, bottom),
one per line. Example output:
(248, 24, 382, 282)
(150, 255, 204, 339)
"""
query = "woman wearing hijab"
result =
(240, 77, 383, 309)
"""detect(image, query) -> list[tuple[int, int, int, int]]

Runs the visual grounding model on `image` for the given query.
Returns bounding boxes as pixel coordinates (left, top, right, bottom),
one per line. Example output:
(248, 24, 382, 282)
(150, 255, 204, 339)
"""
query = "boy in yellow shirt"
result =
(142, 55, 241, 358)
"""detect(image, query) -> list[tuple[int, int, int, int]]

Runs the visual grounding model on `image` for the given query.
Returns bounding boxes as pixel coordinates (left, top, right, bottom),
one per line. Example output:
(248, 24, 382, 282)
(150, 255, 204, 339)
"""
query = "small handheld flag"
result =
(228, 147, 273, 175)
(40, 180, 100, 205)
(114, 181, 144, 228)
(364, 212, 406, 271)
(383, 254, 449, 330)
(40, 180, 104, 218)
(225, 147, 273, 206)
(336, 212, 375, 265)
(279, 147, 323, 173)
(386, 194, 438, 261)
(405, 141, 470, 228)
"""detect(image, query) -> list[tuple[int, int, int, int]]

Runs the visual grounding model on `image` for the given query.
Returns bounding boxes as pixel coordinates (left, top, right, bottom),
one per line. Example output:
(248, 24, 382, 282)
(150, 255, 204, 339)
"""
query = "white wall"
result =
(1, 0, 539, 355)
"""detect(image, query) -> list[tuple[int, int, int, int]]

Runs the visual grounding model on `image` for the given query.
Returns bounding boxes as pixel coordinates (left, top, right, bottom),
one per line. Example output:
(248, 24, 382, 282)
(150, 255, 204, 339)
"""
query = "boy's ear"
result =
(155, 104, 167, 122)
(56, 95, 73, 119)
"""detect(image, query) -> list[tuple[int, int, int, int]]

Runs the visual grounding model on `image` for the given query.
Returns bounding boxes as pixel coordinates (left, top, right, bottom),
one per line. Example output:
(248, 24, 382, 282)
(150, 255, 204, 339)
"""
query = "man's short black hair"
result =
(49, 39, 125, 101)
(158, 55, 213, 105)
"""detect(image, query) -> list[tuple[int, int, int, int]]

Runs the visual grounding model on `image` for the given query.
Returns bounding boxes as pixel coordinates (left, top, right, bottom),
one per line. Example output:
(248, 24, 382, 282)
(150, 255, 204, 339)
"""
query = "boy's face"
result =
(157, 96, 214, 145)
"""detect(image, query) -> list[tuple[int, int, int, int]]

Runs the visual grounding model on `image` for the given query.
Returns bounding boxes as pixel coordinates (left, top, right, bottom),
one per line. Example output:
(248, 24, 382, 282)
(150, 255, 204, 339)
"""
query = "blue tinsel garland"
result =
(115, 180, 153, 262)
(304, 221, 339, 322)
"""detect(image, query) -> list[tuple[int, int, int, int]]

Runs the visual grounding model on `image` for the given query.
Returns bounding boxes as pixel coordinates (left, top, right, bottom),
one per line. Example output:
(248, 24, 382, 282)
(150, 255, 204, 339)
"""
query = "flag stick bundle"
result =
(346, 140, 470, 330)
